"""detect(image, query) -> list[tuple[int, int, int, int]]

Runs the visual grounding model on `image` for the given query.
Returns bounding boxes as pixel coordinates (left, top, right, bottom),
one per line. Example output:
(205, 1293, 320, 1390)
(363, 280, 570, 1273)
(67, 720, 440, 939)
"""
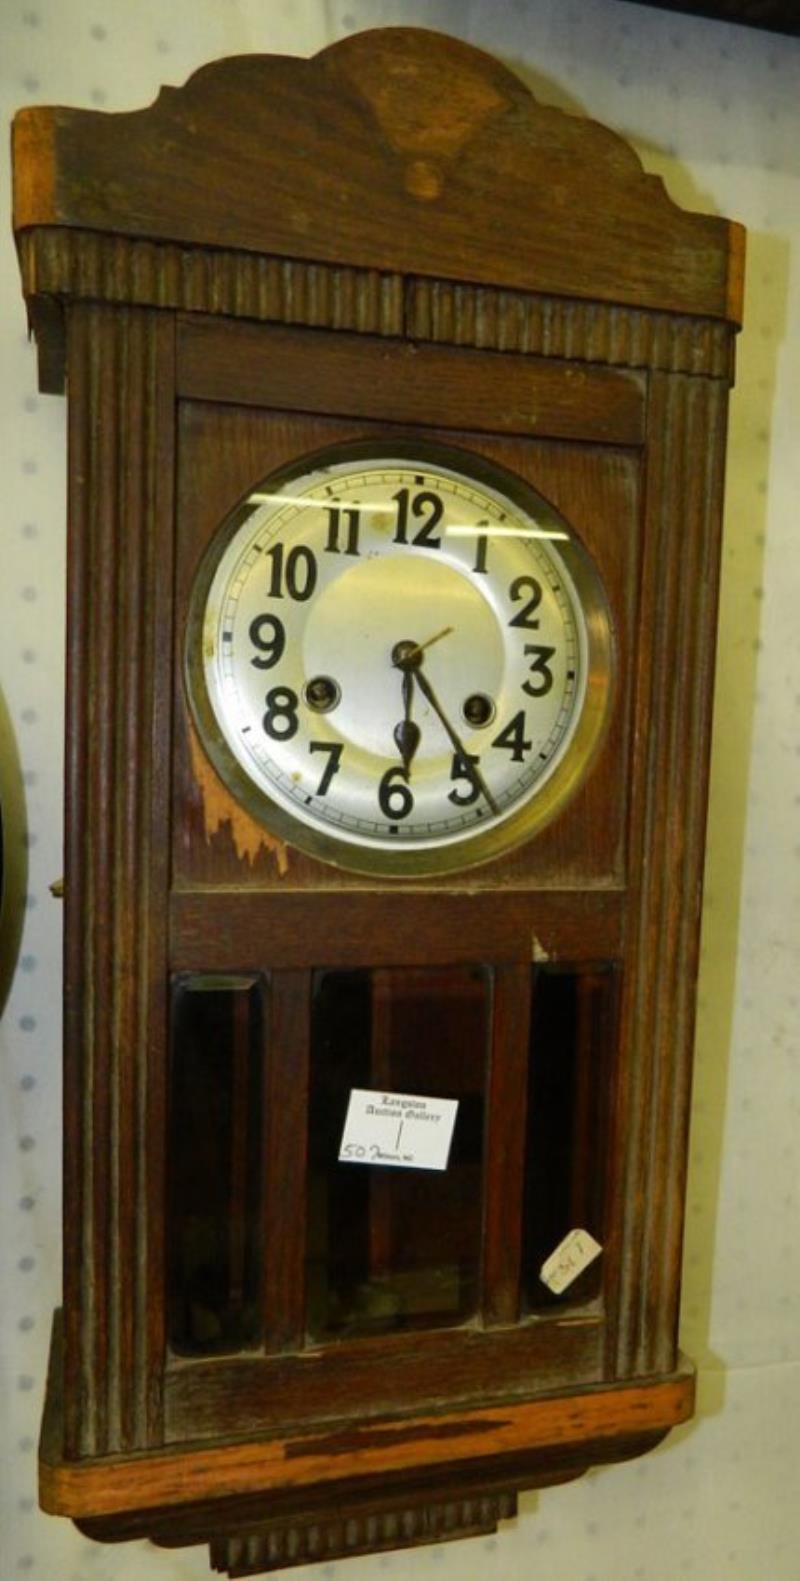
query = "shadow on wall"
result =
(680, 221, 790, 1373)
(0, 687, 27, 1015)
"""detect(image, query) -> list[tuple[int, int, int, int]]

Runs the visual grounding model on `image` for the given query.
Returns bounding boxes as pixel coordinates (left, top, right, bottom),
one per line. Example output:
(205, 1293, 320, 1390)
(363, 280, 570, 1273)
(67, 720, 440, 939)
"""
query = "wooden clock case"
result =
(12, 27, 743, 1578)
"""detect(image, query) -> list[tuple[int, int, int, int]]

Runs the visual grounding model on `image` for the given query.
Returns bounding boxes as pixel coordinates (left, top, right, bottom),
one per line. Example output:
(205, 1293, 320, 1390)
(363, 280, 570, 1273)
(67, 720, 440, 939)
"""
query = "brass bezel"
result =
(185, 439, 616, 878)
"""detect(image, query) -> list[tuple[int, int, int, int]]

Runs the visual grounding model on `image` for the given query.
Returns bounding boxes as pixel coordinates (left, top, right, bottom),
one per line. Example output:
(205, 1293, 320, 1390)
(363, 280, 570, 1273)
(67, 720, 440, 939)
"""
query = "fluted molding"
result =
(63, 303, 173, 1454)
(209, 1494, 517, 1575)
(18, 229, 735, 388)
(406, 277, 735, 379)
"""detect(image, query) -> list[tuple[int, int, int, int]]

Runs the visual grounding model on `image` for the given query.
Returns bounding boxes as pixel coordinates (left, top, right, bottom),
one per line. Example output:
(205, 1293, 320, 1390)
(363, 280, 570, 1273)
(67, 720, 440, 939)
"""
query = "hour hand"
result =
(393, 670, 420, 779)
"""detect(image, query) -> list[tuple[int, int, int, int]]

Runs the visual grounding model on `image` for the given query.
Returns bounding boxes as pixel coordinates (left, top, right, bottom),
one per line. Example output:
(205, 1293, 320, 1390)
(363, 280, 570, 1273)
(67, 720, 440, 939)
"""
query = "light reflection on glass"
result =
(247, 491, 569, 538)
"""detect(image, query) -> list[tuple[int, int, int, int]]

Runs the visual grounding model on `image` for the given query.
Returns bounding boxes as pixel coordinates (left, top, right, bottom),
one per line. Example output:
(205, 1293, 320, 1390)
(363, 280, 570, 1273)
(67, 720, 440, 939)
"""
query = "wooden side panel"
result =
(611, 373, 730, 1377)
(63, 303, 175, 1456)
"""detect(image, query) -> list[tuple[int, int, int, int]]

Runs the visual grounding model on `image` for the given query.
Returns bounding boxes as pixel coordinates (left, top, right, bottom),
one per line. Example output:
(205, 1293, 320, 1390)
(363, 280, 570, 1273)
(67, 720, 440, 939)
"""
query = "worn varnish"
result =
(12, 32, 743, 321)
(12, 25, 742, 1580)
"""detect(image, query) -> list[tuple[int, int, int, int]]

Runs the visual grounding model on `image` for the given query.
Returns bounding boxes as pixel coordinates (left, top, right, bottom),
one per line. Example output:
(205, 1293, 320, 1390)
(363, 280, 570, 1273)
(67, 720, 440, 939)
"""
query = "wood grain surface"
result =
(12, 29, 744, 321)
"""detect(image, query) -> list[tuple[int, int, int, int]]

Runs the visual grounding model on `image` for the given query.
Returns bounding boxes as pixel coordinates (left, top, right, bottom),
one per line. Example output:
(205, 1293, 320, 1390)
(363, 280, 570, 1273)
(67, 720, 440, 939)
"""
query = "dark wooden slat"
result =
(481, 966, 531, 1326)
(262, 972, 312, 1352)
(170, 890, 625, 972)
(367, 972, 396, 1285)
(177, 318, 645, 447)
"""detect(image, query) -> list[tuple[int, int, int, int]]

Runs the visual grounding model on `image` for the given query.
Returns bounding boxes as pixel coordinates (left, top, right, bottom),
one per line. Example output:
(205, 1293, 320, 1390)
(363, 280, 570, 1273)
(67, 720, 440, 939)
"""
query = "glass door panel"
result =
(167, 975, 264, 1354)
(522, 964, 616, 1312)
(307, 966, 490, 1340)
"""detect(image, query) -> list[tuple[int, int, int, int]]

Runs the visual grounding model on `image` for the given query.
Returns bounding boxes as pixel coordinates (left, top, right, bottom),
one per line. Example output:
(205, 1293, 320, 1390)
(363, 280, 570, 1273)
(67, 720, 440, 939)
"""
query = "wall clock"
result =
(12, 26, 743, 1579)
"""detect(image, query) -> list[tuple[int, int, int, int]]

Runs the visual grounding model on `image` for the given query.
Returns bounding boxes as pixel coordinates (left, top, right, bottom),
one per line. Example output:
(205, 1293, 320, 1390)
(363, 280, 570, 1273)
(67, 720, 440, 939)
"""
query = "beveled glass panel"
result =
(522, 965, 616, 1312)
(307, 966, 490, 1340)
(167, 975, 264, 1355)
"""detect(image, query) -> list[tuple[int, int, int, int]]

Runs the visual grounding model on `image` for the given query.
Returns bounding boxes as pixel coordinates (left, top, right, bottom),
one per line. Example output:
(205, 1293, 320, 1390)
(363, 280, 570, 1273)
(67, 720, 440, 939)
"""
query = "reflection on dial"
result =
(187, 446, 612, 874)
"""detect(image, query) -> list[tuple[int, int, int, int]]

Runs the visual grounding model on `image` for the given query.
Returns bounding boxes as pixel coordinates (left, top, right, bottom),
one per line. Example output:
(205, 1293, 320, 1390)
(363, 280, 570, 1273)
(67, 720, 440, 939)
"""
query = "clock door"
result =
(161, 315, 642, 1446)
(162, 959, 620, 1444)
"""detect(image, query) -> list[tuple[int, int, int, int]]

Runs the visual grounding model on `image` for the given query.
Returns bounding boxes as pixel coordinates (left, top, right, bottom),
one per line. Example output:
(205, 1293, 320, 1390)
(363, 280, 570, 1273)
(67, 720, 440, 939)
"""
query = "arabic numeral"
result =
(447, 751, 481, 806)
(265, 543, 317, 600)
(472, 532, 489, 574)
(392, 487, 444, 548)
(522, 644, 556, 697)
(248, 613, 286, 669)
(508, 575, 542, 629)
(491, 710, 532, 762)
(308, 740, 343, 796)
(262, 686, 299, 740)
(378, 765, 414, 820)
(324, 506, 361, 556)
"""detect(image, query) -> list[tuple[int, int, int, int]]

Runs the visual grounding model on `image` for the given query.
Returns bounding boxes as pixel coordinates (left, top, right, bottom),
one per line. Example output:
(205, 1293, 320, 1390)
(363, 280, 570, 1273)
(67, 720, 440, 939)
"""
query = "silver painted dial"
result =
(187, 445, 613, 875)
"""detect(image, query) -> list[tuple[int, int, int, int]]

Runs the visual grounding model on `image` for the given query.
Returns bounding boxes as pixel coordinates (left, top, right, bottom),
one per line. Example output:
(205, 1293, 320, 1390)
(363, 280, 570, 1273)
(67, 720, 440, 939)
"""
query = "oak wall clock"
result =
(12, 27, 744, 1578)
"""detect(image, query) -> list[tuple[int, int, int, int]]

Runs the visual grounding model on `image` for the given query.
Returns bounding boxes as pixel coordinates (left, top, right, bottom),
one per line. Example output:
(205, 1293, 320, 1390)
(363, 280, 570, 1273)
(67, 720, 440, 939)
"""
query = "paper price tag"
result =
(339, 1089, 458, 1172)
(540, 1228, 602, 1294)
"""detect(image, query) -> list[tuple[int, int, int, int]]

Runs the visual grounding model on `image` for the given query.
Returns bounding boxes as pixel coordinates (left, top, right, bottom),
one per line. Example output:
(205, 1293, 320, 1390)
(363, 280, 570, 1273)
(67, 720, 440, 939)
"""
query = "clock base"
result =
(40, 1313, 694, 1574)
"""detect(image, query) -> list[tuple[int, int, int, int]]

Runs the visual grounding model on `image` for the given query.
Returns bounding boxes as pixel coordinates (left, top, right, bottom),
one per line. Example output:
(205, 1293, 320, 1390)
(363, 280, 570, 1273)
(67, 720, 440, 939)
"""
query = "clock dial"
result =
(187, 443, 613, 874)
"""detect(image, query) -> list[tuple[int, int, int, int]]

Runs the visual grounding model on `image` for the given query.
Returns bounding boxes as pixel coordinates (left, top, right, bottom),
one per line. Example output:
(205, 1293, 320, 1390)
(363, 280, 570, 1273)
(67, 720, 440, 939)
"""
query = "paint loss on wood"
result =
(188, 723, 290, 875)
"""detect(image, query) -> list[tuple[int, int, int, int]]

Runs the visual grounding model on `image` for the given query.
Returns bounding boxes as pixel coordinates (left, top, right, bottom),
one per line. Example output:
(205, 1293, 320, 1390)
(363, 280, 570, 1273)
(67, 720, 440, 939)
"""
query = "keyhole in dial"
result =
(304, 675, 341, 713)
(462, 693, 495, 728)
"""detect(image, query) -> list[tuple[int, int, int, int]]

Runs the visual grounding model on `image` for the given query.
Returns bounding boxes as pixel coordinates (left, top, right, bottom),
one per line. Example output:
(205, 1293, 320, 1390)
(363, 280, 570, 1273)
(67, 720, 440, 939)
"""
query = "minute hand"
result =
(412, 668, 500, 817)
